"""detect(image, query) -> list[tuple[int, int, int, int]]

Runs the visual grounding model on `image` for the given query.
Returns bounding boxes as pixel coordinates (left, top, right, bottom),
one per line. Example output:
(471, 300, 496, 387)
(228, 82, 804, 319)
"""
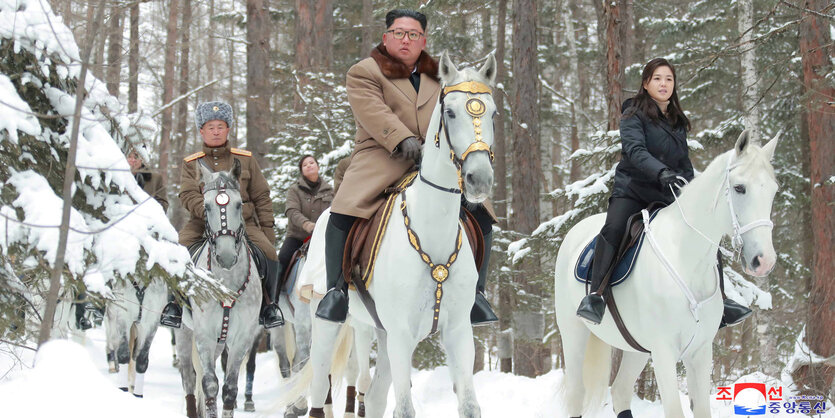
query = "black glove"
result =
(658, 168, 687, 193)
(392, 136, 422, 164)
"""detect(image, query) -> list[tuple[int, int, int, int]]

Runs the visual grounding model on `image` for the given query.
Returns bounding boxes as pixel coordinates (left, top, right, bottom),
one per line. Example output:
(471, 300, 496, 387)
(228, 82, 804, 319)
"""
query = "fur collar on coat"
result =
(370, 43, 438, 80)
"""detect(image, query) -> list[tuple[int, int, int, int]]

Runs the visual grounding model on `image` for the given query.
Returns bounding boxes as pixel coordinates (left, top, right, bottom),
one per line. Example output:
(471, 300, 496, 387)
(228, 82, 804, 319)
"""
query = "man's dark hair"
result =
(385, 9, 427, 31)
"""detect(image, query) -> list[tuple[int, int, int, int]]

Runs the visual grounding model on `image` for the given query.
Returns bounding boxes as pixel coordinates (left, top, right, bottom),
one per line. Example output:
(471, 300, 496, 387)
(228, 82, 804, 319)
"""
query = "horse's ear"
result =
(479, 53, 498, 87)
(438, 50, 457, 84)
(761, 131, 780, 161)
(734, 129, 751, 156)
(198, 159, 213, 182)
(231, 158, 242, 180)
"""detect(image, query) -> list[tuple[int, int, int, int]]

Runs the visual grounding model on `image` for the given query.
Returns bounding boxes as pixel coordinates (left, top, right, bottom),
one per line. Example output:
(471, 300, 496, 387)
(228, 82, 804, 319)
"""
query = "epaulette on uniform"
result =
(184, 151, 205, 162)
(231, 148, 252, 157)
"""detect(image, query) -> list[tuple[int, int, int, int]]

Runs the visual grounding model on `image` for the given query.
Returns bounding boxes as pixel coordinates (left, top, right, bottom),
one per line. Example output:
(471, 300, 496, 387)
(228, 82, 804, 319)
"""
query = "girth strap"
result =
(133, 282, 146, 321)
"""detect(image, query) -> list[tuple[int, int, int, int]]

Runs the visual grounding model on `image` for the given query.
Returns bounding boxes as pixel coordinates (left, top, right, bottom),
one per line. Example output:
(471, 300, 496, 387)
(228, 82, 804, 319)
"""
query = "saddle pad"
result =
(574, 209, 660, 286)
(344, 171, 418, 290)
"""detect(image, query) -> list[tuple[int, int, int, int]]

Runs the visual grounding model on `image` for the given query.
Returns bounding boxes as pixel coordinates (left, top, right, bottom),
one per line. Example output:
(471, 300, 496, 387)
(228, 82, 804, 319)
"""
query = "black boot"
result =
(717, 253, 752, 329)
(471, 231, 498, 325)
(315, 217, 351, 323)
(160, 293, 182, 328)
(576, 235, 617, 325)
(260, 259, 285, 328)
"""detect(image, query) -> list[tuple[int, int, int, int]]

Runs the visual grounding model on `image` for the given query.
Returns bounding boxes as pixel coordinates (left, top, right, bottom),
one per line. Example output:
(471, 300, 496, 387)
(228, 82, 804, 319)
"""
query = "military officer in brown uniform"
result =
(160, 101, 284, 329)
(127, 147, 169, 212)
(316, 9, 498, 325)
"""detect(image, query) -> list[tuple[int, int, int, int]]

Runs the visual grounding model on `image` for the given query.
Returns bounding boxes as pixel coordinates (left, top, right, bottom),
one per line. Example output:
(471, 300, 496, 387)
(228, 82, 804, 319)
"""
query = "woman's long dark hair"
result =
(625, 58, 690, 131)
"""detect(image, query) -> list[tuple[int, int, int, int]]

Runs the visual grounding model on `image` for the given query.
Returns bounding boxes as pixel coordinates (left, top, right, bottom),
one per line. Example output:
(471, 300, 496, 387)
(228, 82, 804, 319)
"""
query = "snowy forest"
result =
(0, 0, 833, 416)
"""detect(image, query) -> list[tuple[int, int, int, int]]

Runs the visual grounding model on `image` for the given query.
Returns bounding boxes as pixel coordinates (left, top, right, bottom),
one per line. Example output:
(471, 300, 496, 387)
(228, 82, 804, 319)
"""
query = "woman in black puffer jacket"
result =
(576, 58, 751, 328)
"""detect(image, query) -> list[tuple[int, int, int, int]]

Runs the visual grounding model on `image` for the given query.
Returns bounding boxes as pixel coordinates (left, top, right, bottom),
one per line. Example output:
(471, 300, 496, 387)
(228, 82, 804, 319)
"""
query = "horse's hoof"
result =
(357, 401, 365, 417)
(244, 399, 255, 412)
(119, 386, 129, 392)
(222, 409, 234, 418)
(616, 411, 634, 418)
(280, 367, 291, 379)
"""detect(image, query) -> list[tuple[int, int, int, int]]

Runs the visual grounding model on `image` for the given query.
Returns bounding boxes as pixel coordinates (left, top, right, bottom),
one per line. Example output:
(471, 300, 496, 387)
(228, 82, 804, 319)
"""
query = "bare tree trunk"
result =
(494, 0, 512, 374)
(227, 21, 236, 143)
(510, 0, 545, 378)
(175, 0, 192, 164)
(738, 0, 761, 142)
(361, 0, 374, 54)
(206, 0, 216, 101)
(127, 2, 139, 113)
(246, 0, 272, 166)
(603, 0, 625, 131)
(105, 5, 123, 97)
(563, 4, 582, 182)
(159, 0, 180, 188)
(294, 0, 314, 111)
(313, 0, 333, 70)
(794, 0, 835, 399)
(38, 0, 107, 348)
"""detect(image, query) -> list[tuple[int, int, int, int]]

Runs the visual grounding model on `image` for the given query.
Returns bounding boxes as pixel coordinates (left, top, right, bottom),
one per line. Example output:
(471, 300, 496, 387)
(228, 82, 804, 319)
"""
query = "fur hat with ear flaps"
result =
(195, 101, 233, 130)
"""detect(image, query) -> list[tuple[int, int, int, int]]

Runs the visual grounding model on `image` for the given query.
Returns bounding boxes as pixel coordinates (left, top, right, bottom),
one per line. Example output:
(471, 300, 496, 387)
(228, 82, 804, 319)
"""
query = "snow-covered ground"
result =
(0, 328, 832, 417)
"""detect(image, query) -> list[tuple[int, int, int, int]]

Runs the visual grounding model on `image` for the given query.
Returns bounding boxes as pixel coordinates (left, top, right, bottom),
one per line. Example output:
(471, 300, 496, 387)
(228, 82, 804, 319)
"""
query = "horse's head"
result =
(725, 130, 780, 277)
(198, 159, 245, 270)
(436, 51, 498, 203)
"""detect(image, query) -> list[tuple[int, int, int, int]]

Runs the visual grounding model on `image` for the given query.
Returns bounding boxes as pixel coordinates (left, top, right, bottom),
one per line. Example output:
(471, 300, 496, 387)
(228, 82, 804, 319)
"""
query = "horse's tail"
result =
(328, 319, 355, 395)
(268, 318, 354, 414)
(191, 336, 206, 417)
(581, 332, 611, 413)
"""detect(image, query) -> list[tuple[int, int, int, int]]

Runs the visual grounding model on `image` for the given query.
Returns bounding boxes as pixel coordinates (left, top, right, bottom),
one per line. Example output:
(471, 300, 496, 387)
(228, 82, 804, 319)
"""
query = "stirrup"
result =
(471, 292, 498, 325)
(719, 298, 753, 329)
(315, 288, 348, 323)
(260, 304, 285, 329)
(576, 293, 606, 325)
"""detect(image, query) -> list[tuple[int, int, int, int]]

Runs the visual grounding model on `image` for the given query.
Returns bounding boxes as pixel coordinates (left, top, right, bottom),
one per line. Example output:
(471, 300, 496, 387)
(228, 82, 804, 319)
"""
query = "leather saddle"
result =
(342, 172, 484, 291)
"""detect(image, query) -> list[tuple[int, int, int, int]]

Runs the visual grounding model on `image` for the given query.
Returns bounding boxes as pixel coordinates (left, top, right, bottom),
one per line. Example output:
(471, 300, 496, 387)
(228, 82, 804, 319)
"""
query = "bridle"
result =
(424, 80, 495, 194)
(202, 176, 245, 251)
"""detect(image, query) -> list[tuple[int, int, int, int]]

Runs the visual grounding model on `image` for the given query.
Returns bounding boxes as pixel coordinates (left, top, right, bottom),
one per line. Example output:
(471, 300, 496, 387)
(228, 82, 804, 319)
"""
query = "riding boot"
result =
(718, 253, 752, 329)
(576, 234, 617, 325)
(471, 231, 498, 325)
(315, 217, 351, 323)
(160, 293, 182, 328)
(259, 259, 285, 328)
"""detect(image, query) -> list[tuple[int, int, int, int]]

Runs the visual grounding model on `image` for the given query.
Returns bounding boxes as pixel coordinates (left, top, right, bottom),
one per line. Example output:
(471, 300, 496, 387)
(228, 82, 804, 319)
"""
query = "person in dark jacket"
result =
(276, 155, 334, 283)
(576, 58, 752, 328)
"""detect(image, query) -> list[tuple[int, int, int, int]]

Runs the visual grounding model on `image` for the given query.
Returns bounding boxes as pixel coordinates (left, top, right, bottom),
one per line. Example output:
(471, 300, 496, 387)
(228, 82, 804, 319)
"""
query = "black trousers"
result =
(599, 197, 648, 250)
(277, 236, 306, 279)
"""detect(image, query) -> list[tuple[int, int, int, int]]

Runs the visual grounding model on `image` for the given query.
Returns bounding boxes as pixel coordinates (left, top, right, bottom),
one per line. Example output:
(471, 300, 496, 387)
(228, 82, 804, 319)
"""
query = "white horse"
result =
(264, 236, 374, 418)
(298, 52, 498, 418)
(553, 130, 780, 418)
(104, 276, 167, 396)
(174, 159, 262, 418)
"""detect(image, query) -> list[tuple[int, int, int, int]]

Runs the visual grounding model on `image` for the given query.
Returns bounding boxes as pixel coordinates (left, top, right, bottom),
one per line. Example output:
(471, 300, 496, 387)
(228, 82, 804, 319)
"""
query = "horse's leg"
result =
(652, 349, 687, 418)
(364, 329, 391, 418)
(272, 325, 292, 378)
(611, 351, 650, 417)
(195, 337, 220, 418)
(556, 314, 590, 418)
(221, 337, 251, 417)
(352, 322, 374, 418)
(132, 324, 160, 398)
(116, 333, 131, 392)
(176, 327, 198, 418)
(386, 330, 417, 418)
(308, 317, 342, 418)
(683, 343, 713, 418)
(244, 331, 262, 412)
(440, 323, 480, 418)
(345, 335, 359, 418)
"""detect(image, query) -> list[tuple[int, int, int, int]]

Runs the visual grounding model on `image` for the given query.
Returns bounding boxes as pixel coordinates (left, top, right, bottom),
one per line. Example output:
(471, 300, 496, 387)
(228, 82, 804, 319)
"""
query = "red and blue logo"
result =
(732, 383, 767, 415)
